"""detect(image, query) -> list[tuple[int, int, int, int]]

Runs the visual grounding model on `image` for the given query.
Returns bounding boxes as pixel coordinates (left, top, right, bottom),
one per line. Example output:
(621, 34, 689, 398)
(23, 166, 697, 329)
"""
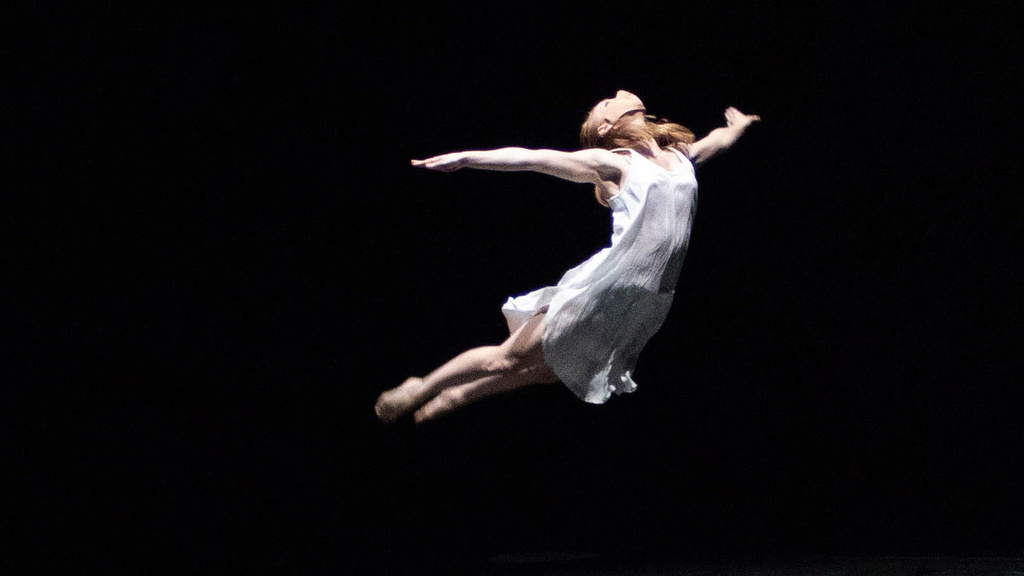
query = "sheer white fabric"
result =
(502, 148, 698, 403)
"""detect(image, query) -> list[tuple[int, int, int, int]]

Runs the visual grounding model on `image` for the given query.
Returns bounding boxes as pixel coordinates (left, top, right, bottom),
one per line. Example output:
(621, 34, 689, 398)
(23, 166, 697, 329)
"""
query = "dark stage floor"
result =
(467, 555, 1024, 576)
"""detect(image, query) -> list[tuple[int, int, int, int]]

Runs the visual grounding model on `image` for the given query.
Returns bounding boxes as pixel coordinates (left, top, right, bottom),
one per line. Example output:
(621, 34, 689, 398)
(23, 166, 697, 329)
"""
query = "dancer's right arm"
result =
(411, 147, 627, 186)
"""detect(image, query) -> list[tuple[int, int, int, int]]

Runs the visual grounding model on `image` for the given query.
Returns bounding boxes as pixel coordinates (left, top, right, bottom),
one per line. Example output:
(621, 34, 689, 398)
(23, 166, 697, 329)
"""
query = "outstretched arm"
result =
(687, 107, 761, 167)
(411, 147, 627, 185)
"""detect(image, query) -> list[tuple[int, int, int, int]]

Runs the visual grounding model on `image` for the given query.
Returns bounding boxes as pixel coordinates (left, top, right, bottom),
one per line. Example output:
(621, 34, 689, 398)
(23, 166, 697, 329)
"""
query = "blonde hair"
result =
(579, 109, 696, 206)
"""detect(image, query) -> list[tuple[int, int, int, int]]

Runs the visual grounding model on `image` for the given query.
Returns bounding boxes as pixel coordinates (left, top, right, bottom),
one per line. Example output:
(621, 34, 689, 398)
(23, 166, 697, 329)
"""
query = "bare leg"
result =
(375, 313, 552, 423)
(413, 363, 559, 424)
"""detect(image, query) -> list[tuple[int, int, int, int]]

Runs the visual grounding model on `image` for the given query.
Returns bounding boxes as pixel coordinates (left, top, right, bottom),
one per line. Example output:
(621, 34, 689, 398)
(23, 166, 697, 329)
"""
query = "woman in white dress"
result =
(376, 90, 760, 424)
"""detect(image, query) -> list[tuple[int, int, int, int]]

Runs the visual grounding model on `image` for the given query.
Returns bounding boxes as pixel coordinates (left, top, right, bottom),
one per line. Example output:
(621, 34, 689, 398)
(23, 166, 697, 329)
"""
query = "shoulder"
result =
(577, 147, 631, 178)
(669, 143, 693, 162)
(573, 147, 631, 165)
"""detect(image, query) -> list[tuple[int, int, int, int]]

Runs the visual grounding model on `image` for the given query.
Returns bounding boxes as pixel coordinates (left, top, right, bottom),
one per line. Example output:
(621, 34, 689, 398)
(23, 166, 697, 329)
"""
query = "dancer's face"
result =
(593, 90, 646, 134)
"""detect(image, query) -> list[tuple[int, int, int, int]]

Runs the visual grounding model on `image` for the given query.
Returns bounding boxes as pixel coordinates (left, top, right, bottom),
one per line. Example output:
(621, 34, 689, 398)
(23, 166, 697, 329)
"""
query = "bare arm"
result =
(411, 147, 627, 186)
(687, 107, 761, 167)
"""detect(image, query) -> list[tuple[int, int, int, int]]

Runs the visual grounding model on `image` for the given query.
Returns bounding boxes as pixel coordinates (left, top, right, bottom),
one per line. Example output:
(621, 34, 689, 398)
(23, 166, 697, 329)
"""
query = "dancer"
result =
(376, 90, 760, 424)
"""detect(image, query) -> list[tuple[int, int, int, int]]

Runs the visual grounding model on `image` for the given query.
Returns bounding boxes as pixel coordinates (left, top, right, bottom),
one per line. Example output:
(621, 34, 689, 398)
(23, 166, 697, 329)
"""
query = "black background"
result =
(9, 3, 1022, 574)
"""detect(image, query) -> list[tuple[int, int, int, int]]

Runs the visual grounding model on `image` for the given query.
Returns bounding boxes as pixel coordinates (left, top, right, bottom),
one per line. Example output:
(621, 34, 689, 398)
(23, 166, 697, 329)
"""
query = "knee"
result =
(482, 351, 518, 375)
(485, 342, 538, 375)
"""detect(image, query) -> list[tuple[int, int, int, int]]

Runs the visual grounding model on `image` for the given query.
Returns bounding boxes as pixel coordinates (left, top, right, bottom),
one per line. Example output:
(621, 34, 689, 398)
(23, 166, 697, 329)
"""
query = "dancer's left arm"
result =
(411, 147, 625, 185)
(688, 107, 761, 167)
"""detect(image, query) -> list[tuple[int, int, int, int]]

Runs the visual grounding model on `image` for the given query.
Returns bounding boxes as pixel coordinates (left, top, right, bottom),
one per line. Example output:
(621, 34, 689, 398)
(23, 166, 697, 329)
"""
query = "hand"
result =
(410, 152, 469, 172)
(724, 107, 761, 129)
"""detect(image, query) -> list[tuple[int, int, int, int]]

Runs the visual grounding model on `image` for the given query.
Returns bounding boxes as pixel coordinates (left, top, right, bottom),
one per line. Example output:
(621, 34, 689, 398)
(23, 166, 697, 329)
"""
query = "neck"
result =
(634, 136, 662, 157)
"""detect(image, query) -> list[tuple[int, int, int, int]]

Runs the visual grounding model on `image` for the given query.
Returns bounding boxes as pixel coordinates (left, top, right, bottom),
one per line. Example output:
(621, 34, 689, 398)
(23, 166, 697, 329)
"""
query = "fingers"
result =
(724, 107, 762, 125)
(411, 159, 448, 172)
(410, 157, 442, 169)
(725, 108, 738, 127)
(411, 153, 463, 172)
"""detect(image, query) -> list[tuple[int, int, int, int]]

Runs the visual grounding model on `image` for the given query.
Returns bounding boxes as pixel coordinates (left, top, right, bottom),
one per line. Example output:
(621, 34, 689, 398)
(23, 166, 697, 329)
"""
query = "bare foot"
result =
(375, 377, 425, 424)
(413, 390, 461, 425)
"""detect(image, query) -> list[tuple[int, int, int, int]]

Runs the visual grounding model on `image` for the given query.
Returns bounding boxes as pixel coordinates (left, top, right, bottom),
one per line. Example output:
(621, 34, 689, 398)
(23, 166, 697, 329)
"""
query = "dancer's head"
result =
(580, 90, 646, 147)
(580, 89, 695, 152)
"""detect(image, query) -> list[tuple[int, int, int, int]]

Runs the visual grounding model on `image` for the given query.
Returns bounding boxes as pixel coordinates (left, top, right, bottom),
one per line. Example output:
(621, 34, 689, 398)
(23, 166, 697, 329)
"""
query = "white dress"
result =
(502, 147, 699, 403)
